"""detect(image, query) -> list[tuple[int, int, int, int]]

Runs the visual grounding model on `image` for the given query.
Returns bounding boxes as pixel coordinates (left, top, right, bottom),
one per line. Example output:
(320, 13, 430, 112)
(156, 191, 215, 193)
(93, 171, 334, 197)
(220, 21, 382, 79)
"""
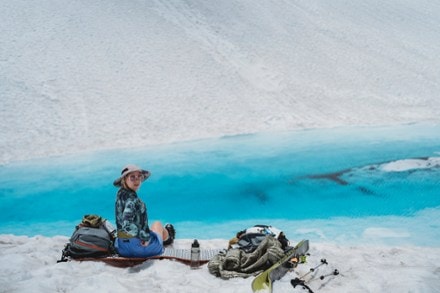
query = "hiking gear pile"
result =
(208, 225, 292, 279)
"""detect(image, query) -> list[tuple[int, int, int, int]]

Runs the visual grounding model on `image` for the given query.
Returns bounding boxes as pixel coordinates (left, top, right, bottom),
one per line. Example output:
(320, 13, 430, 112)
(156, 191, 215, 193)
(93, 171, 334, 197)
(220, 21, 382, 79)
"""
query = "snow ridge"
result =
(1, 0, 440, 164)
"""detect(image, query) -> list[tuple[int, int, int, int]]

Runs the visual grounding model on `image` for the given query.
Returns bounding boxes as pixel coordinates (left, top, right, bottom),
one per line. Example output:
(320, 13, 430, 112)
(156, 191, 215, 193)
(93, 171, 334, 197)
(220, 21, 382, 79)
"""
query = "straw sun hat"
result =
(113, 164, 151, 187)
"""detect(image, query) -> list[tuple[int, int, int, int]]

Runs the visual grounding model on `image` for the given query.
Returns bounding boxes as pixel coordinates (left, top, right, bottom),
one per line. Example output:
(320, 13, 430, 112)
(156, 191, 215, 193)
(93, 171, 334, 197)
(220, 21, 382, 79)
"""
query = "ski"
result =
(251, 239, 309, 292)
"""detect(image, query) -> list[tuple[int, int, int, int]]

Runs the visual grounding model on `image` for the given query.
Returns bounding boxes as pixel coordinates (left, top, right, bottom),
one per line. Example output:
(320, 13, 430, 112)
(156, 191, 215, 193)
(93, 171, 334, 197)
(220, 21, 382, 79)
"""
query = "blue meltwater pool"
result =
(1, 124, 439, 246)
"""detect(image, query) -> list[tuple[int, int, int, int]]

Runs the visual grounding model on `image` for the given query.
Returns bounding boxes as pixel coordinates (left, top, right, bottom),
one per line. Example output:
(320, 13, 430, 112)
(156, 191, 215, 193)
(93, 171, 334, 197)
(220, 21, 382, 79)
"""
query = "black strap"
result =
(291, 278, 314, 293)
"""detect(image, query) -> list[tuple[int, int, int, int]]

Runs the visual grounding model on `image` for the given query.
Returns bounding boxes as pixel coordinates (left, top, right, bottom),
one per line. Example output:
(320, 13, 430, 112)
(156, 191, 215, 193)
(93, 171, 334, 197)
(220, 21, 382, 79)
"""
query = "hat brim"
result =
(113, 169, 151, 187)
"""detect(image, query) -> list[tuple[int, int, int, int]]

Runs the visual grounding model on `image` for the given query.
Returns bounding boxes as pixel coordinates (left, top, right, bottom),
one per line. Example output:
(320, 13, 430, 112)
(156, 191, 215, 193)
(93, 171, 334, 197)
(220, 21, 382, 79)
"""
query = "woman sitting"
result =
(113, 164, 175, 257)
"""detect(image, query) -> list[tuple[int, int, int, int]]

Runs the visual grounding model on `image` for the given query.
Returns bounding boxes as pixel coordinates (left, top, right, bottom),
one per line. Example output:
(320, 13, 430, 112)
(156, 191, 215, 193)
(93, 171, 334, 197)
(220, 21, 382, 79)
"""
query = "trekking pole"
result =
(319, 269, 339, 280)
(299, 258, 328, 279)
(290, 259, 327, 293)
(291, 267, 339, 292)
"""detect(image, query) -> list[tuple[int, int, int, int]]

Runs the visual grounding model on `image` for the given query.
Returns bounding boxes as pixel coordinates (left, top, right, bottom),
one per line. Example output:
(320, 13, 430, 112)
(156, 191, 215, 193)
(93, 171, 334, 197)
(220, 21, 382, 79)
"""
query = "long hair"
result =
(121, 176, 130, 190)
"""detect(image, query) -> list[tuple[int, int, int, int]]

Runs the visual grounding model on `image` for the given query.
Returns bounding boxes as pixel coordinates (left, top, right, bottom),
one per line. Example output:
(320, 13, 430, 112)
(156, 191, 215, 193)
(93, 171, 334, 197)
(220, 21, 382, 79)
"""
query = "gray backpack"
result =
(60, 215, 116, 260)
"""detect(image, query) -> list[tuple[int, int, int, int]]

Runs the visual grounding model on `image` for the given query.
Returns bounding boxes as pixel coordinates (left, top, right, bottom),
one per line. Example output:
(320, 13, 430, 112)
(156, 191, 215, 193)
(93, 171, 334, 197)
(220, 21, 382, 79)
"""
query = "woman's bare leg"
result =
(151, 221, 169, 241)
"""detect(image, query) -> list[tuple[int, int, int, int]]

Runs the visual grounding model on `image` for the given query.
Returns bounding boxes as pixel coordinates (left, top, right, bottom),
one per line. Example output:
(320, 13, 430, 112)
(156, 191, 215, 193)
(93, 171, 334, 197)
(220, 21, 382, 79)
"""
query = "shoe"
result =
(163, 224, 175, 246)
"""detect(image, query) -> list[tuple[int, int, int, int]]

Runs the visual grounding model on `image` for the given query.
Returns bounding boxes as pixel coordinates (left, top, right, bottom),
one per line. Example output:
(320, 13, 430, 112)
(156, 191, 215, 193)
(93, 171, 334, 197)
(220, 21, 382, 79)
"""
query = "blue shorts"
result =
(116, 232, 164, 258)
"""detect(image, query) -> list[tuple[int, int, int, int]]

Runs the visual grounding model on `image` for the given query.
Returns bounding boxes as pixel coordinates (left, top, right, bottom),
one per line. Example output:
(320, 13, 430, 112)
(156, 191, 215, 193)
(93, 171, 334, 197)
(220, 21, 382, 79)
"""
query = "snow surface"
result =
(1, 0, 440, 164)
(380, 156, 440, 172)
(1, 0, 440, 292)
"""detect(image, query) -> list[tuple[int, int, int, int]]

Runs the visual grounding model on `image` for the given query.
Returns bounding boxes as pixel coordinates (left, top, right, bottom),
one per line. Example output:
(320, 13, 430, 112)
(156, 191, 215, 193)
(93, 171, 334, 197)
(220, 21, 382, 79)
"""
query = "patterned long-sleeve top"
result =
(115, 187, 150, 241)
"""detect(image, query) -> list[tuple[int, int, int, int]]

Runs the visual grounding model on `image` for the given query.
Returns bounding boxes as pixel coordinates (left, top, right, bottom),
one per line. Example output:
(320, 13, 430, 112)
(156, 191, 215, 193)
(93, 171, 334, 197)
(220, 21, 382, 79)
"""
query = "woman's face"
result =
(124, 171, 144, 191)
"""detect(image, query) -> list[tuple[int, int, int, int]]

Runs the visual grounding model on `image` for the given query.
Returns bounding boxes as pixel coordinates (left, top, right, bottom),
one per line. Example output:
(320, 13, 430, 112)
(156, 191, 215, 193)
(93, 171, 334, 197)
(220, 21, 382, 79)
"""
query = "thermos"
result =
(190, 239, 200, 269)
(103, 219, 116, 239)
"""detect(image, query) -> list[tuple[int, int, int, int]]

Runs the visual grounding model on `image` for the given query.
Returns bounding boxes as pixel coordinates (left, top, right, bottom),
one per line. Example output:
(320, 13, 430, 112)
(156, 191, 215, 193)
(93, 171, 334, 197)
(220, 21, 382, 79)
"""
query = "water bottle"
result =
(103, 220, 116, 239)
(190, 239, 200, 269)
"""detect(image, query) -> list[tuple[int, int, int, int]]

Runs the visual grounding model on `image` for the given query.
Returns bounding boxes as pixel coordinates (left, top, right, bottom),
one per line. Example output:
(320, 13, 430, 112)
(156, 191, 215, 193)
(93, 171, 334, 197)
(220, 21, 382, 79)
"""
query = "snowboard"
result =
(251, 239, 309, 292)
(72, 247, 223, 268)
